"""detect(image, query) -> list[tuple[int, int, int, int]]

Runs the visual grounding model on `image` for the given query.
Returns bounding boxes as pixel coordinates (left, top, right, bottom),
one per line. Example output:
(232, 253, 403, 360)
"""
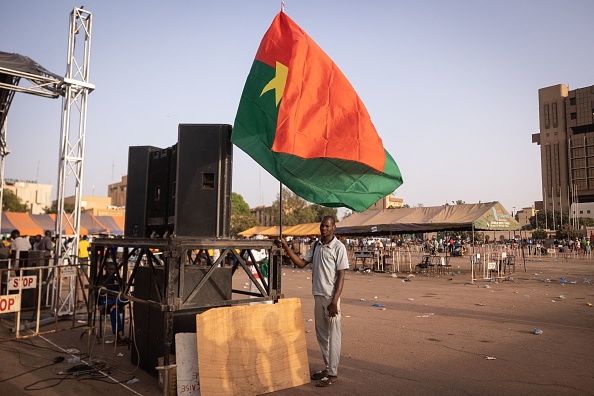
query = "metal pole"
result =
(0, 116, 9, 234)
(551, 187, 557, 231)
(542, 190, 549, 230)
(279, 182, 283, 237)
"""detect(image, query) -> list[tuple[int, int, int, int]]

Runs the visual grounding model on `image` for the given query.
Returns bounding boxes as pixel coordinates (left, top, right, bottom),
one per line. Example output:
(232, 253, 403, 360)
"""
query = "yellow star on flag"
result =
(260, 61, 288, 106)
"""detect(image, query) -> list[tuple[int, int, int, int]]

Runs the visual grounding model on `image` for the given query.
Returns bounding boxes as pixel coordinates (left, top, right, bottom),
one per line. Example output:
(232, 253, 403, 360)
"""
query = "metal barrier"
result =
(0, 256, 88, 341)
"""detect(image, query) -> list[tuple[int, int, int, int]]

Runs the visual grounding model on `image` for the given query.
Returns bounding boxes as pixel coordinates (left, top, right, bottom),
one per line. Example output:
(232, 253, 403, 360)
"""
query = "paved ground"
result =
(1, 254, 593, 395)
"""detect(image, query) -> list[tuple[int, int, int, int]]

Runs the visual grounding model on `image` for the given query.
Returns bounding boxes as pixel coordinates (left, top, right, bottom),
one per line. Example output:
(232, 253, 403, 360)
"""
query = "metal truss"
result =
(51, 7, 95, 315)
(54, 7, 94, 264)
(88, 237, 282, 390)
(0, 7, 94, 316)
(0, 67, 62, 99)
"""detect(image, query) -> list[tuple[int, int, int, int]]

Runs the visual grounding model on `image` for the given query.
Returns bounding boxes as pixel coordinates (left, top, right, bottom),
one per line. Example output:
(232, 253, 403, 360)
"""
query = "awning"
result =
(31, 214, 56, 234)
(4, 212, 43, 236)
(80, 213, 107, 235)
(96, 215, 124, 235)
(1, 212, 17, 234)
(238, 225, 273, 238)
(2, 213, 127, 236)
(283, 223, 320, 237)
(335, 202, 521, 235)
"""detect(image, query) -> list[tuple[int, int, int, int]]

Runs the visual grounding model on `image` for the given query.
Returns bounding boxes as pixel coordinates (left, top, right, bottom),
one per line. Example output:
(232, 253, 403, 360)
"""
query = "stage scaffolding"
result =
(88, 237, 282, 393)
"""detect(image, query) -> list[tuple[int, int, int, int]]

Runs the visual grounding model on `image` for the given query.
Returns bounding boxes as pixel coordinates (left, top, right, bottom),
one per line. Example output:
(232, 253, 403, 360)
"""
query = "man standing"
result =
(10, 229, 32, 270)
(277, 215, 348, 387)
(39, 231, 53, 264)
(78, 235, 90, 264)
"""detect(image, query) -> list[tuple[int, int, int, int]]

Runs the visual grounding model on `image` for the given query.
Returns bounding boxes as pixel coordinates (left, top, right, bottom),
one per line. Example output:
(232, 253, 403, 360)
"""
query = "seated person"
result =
(97, 261, 128, 343)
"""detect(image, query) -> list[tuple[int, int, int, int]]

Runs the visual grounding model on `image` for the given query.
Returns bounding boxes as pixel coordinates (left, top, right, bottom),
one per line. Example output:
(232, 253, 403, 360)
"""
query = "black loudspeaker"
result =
(175, 124, 233, 238)
(167, 144, 178, 229)
(131, 266, 232, 376)
(124, 124, 232, 238)
(124, 146, 159, 237)
(146, 147, 172, 237)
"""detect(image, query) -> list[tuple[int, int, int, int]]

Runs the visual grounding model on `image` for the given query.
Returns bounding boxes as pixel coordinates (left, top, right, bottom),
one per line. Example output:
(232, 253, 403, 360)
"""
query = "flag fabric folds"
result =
(232, 11, 403, 212)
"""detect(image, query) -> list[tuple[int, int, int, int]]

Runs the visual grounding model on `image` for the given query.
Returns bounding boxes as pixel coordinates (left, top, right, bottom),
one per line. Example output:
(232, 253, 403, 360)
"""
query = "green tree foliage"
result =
(528, 210, 569, 230)
(2, 189, 29, 212)
(231, 192, 251, 216)
(531, 228, 548, 241)
(43, 202, 75, 214)
(579, 217, 594, 227)
(230, 192, 258, 236)
(271, 187, 337, 226)
(556, 224, 579, 241)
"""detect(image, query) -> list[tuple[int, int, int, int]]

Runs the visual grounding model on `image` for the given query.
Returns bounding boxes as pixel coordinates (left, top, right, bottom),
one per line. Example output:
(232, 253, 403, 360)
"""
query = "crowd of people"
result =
(2, 229, 91, 270)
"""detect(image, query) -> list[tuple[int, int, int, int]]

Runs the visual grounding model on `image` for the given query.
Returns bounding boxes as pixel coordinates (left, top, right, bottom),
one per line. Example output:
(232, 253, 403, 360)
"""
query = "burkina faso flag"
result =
(232, 11, 403, 212)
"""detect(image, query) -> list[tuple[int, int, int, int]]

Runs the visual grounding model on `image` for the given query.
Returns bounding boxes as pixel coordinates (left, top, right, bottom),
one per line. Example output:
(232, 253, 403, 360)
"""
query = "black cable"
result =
(25, 375, 137, 391)
(11, 338, 84, 356)
(0, 362, 56, 383)
(0, 345, 57, 366)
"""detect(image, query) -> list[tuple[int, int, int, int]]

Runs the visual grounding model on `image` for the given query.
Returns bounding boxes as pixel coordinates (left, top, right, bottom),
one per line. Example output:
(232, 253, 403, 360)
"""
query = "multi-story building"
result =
(369, 195, 404, 210)
(3, 179, 52, 214)
(107, 175, 127, 208)
(251, 205, 273, 227)
(54, 195, 113, 216)
(516, 206, 536, 228)
(532, 84, 594, 215)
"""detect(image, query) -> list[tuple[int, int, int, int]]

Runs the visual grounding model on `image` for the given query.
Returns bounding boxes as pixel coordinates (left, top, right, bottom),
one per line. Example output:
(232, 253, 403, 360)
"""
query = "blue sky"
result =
(1, 0, 593, 217)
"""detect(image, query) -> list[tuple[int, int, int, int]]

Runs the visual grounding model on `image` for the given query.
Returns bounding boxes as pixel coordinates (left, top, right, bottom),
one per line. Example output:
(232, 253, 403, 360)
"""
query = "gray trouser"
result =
(314, 295, 341, 377)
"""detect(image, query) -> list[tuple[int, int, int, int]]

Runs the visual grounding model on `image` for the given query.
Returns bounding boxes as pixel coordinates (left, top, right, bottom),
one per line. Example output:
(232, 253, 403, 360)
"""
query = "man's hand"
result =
(275, 238, 289, 250)
(327, 302, 339, 317)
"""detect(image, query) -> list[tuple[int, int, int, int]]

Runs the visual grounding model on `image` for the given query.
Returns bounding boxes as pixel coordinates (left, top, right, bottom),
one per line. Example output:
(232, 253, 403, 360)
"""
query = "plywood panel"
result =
(196, 298, 310, 395)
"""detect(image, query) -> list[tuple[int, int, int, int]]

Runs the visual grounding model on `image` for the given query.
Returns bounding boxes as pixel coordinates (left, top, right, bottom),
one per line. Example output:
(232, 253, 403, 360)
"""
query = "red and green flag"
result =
(232, 11, 403, 212)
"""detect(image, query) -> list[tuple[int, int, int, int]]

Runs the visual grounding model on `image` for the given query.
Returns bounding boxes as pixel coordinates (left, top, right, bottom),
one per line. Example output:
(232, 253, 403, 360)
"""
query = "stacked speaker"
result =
(124, 124, 233, 238)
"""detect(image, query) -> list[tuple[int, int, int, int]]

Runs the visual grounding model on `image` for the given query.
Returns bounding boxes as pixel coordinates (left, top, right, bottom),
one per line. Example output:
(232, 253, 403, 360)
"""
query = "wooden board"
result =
(196, 298, 310, 395)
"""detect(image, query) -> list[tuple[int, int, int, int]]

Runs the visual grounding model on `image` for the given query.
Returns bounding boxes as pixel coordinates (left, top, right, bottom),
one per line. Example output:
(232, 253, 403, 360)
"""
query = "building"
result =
(533, 84, 594, 215)
(251, 205, 273, 227)
(53, 195, 114, 216)
(107, 175, 127, 208)
(571, 202, 594, 221)
(369, 195, 404, 210)
(3, 179, 52, 214)
(516, 206, 536, 228)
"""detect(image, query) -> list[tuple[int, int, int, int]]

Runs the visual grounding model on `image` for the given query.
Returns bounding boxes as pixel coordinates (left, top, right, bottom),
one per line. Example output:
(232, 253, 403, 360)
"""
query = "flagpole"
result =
(279, 182, 283, 238)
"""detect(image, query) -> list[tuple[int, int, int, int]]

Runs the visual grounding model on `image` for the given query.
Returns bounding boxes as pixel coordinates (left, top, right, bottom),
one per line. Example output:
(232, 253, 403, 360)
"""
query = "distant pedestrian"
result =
(10, 229, 31, 270)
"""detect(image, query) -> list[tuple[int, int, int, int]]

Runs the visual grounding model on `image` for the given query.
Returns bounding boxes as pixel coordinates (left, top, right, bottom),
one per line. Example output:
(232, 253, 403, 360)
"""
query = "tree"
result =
(231, 192, 251, 216)
(230, 192, 259, 236)
(43, 202, 75, 214)
(528, 210, 568, 230)
(271, 187, 337, 226)
(2, 189, 29, 212)
(556, 224, 579, 241)
(579, 217, 594, 227)
(531, 228, 548, 241)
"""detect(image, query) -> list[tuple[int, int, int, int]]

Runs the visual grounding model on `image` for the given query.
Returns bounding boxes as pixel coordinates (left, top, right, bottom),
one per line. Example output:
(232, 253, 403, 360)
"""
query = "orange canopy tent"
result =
(4, 212, 43, 236)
